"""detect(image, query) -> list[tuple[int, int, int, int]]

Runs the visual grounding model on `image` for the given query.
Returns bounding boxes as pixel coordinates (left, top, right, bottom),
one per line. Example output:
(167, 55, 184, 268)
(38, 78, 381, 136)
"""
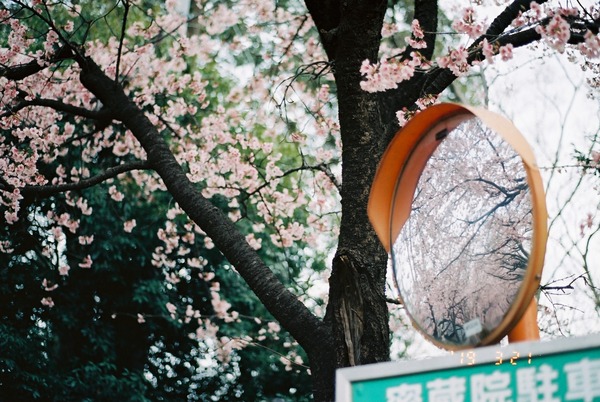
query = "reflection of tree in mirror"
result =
(392, 116, 533, 347)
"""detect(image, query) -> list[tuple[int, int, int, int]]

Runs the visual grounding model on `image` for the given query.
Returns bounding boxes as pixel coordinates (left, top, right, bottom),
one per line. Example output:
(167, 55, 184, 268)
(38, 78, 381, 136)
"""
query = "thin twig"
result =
(115, 0, 130, 84)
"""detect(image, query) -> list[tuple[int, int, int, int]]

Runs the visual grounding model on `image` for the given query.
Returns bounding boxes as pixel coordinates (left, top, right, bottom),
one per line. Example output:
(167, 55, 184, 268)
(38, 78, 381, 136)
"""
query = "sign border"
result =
(335, 334, 600, 402)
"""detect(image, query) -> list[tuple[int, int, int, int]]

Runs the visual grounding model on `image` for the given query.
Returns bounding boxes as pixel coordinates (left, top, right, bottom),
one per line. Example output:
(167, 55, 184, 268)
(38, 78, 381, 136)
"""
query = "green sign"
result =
(336, 335, 600, 402)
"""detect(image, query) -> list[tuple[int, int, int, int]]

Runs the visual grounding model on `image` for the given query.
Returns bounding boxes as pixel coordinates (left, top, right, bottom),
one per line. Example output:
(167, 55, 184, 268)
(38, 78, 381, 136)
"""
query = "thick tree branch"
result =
(1, 161, 151, 197)
(304, 0, 341, 58)
(486, 0, 544, 37)
(76, 56, 328, 354)
(0, 45, 74, 81)
(1, 97, 113, 120)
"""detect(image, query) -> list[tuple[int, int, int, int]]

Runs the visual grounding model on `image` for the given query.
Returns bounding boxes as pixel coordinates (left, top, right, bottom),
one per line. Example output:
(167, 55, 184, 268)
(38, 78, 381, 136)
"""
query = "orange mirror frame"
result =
(368, 103, 548, 346)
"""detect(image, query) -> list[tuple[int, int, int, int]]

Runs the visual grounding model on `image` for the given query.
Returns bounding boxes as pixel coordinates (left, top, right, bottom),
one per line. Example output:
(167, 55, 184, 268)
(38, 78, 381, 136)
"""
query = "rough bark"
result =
(326, 0, 390, 369)
(309, 1, 392, 400)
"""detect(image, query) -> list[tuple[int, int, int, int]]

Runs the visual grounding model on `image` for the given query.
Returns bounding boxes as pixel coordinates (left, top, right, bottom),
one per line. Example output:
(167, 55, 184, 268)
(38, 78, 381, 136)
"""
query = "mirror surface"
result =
(391, 116, 533, 347)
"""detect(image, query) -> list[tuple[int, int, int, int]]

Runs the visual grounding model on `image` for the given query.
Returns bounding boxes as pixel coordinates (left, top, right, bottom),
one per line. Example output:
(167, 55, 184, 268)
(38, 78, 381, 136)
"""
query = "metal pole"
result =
(508, 299, 540, 342)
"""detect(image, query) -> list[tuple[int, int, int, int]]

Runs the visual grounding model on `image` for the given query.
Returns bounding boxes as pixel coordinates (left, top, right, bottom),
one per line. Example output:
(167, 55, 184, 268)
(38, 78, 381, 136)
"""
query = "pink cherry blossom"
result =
(591, 150, 600, 166)
(245, 233, 262, 250)
(78, 235, 94, 245)
(166, 302, 177, 319)
(411, 19, 424, 39)
(436, 46, 469, 77)
(579, 31, 600, 59)
(217, 336, 248, 364)
(396, 109, 410, 127)
(76, 198, 93, 215)
(451, 7, 486, 39)
(407, 19, 427, 49)
(415, 94, 439, 111)
(0, 240, 13, 253)
(4, 210, 18, 224)
(44, 30, 59, 56)
(267, 321, 281, 333)
(499, 44, 514, 61)
(381, 22, 397, 38)
(78, 255, 93, 269)
(41, 297, 54, 308)
(536, 14, 571, 53)
(481, 38, 495, 64)
(109, 185, 124, 202)
(211, 290, 233, 321)
(42, 278, 58, 292)
(58, 264, 70, 276)
(360, 53, 422, 93)
(1, 2, 597, 394)
(124, 219, 137, 233)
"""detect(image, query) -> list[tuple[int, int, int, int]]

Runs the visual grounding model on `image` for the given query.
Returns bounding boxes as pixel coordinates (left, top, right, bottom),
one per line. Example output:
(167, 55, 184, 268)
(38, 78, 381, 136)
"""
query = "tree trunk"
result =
(311, 2, 392, 401)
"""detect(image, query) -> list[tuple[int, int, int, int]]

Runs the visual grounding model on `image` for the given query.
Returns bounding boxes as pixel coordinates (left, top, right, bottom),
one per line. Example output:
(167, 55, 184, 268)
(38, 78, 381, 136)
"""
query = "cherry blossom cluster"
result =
(1, 0, 337, 243)
(395, 94, 440, 127)
(535, 13, 572, 53)
(436, 45, 471, 76)
(0, 0, 338, 372)
(279, 349, 305, 372)
(359, 51, 424, 93)
(408, 19, 427, 49)
(578, 30, 600, 59)
(360, 2, 600, 112)
(451, 6, 487, 39)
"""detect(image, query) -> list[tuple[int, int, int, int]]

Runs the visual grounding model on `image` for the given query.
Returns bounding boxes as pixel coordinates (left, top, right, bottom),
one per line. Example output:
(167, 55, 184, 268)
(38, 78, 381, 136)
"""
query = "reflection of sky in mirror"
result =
(392, 116, 532, 347)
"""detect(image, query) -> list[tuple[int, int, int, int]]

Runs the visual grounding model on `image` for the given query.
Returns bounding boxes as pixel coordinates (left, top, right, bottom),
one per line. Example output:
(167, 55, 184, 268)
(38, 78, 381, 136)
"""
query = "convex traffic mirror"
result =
(368, 103, 547, 350)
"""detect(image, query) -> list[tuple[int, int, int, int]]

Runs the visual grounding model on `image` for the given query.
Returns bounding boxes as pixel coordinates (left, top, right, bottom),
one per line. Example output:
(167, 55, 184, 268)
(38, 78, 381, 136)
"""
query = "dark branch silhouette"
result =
(1, 161, 152, 197)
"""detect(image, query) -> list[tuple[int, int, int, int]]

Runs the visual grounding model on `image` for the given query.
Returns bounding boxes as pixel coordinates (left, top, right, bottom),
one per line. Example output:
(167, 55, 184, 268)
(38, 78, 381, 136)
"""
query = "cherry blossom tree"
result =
(1, 0, 599, 400)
